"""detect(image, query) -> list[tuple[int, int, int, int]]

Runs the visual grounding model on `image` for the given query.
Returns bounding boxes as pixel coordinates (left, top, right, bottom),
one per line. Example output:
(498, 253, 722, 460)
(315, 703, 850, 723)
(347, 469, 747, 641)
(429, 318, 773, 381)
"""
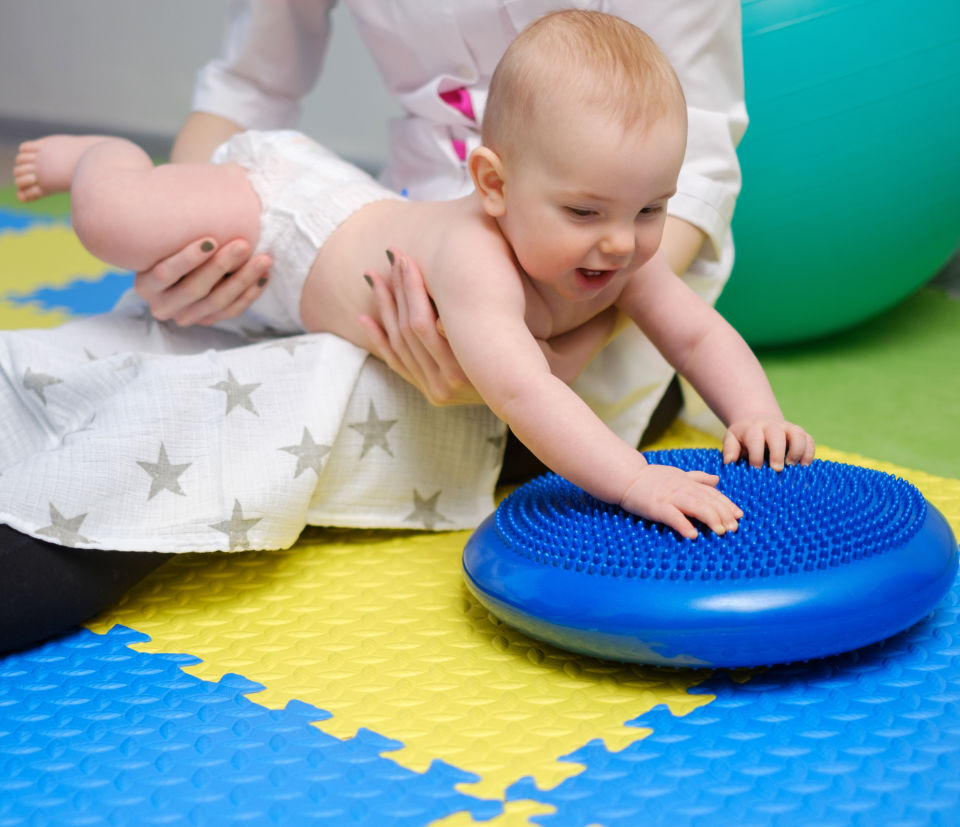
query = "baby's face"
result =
(496, 107, 685, 301)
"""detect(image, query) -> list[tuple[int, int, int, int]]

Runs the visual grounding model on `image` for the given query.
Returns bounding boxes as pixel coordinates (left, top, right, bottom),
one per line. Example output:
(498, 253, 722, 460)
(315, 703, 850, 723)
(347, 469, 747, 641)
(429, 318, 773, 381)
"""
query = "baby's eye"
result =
(565, 207, 597, 218)
(638, 204, 664, 217)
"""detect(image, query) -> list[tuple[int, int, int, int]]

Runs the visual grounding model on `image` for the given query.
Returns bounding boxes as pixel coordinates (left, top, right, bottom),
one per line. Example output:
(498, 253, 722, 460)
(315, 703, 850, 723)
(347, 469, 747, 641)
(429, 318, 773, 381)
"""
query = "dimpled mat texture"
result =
(1, 198, 960, 825)
(495, 450, 929, 580)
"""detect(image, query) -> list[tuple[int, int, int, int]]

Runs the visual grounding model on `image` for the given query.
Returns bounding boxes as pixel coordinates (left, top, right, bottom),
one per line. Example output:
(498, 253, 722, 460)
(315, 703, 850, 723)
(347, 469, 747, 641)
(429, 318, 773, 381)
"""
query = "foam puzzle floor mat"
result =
(2, 197, 960, 826)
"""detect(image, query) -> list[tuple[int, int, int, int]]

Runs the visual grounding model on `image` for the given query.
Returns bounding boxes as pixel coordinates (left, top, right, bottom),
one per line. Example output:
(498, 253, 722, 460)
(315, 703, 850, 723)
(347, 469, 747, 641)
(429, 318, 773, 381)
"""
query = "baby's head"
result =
(481, 10, 686, 165)
(471, 11, 689, 299)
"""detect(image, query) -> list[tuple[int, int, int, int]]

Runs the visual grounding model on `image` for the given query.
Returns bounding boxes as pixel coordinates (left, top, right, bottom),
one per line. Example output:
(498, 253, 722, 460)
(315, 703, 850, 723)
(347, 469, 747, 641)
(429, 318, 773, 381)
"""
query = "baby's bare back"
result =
(299, 193, 621, 352)
(299, 195, 480, 347)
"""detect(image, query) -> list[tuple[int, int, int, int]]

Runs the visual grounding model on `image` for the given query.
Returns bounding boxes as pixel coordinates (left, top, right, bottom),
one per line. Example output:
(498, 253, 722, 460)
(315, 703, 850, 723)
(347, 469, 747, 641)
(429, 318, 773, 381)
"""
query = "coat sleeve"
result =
(610, 0, 748, 261)
(191, 0, 337, 130)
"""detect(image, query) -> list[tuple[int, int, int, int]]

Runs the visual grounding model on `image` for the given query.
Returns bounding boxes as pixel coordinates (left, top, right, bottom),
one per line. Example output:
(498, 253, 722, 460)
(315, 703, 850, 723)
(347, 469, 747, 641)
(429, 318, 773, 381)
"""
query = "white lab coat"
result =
(193, 0, 748, 445)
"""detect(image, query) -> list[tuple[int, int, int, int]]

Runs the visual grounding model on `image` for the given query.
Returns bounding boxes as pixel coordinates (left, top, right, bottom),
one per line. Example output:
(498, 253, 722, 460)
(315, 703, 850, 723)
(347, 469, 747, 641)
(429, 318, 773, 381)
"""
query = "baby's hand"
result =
(620, 464, 743, 540)
(722, 417, 815, 470)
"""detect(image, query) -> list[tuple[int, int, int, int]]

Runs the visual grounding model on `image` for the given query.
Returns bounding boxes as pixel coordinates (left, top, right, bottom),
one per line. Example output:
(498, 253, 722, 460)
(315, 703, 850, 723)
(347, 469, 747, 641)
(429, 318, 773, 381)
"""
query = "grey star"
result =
(65, 413, 96, 440)
(137, 442, 192, 500)
(280, 428, 331, 478)
(348, 401, 398, 459)
(241, 324, 285, 343)
(404, 489, 451, 531)
(209, 370, 261, 416)
(209, 499, 261, 550)
(23, 367, 63, 405)
(37, 503, 91, 545)
(135, 306, 159, 333)
(116, 354, 142, 372)
(265, 337, 314, 356)
(486, 433, 507, 466)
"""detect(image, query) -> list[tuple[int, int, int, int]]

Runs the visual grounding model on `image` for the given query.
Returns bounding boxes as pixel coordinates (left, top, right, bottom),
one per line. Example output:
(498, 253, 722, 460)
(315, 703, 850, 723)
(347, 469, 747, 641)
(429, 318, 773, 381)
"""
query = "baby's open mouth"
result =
(577, 268, 613, 280)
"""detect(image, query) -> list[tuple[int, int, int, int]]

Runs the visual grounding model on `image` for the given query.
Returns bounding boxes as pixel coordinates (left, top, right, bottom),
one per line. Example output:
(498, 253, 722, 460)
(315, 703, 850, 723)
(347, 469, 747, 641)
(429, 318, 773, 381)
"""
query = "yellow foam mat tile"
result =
(0, 220, 109, 287)
(0, 298, 70, 330)
(87, 421, 960, 819)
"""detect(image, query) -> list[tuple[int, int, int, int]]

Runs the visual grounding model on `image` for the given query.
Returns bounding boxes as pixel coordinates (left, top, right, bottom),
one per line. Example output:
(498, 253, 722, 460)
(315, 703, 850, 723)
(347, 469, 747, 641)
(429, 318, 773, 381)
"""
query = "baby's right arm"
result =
(430, 240, 741, 539)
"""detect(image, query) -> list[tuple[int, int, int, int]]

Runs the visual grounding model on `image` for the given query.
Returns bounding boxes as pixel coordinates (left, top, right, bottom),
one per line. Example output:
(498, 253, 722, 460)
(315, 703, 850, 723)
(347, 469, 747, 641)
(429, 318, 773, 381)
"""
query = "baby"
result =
(13, 10, 814, 539)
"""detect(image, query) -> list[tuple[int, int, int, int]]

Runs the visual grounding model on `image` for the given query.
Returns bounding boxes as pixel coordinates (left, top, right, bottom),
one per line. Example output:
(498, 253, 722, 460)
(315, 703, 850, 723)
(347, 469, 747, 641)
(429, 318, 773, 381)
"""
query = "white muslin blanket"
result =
(0, 291, 505, 552)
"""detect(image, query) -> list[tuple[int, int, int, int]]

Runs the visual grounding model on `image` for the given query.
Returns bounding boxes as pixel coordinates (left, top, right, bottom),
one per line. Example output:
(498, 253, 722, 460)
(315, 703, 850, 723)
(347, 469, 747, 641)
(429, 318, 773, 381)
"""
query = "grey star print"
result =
(137, 442, 192, 500)
(487, 433, 507, 467)
(349, 401, 398, 458)
(404, 489, 450, 531)
(116, 354, 142, 372)
(209, 370, 261, 416)
(241, 324, 285, 342)
(135, 306, 161, 333)
(265, 337, 314, 357)
(37, 503, 91, 545)
(209, 499, 261, 550)
(280, 428, 331, 478)
(23, 367, 62, 405)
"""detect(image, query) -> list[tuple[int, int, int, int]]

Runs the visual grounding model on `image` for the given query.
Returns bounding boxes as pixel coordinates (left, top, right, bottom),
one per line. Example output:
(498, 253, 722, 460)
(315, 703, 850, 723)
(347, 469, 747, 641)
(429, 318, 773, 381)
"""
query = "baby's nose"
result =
(599, 227, 636, 259)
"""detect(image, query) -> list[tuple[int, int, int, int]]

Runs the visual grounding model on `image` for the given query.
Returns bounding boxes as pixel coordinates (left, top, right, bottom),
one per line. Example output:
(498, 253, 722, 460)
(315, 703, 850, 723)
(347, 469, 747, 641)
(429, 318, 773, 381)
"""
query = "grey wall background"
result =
(0, 1, 400, 169)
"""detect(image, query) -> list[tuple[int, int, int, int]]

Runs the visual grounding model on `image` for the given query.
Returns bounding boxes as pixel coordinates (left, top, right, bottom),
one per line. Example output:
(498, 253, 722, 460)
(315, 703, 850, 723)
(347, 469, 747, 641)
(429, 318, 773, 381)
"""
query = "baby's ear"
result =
(469, 147, 507, 217)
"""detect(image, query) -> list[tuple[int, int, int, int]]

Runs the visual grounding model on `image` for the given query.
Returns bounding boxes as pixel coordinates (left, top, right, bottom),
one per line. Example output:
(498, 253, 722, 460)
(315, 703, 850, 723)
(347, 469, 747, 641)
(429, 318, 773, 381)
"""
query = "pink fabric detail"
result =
(440, 87, 476, 162)
(439, 87, 476, 121)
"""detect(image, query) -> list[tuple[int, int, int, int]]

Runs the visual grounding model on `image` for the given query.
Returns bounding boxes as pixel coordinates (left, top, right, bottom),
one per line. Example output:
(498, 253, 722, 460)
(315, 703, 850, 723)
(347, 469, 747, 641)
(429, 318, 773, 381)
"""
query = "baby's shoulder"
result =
(432, 209, 521, 284)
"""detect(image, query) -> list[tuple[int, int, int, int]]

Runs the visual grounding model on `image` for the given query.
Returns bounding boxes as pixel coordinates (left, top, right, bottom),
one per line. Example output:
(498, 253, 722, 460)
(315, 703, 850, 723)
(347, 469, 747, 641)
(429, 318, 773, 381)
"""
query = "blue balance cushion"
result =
(463, 449, 958, 667)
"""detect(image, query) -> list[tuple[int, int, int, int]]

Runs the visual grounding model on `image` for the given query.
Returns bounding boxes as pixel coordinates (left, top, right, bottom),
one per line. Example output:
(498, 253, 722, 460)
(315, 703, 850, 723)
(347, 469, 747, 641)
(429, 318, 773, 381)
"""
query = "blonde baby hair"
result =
(482, 10, 686, 157)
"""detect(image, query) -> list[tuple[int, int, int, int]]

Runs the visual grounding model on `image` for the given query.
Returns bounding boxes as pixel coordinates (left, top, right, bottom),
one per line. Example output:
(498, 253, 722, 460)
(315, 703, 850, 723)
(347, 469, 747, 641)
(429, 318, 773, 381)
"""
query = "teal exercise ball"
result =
(716, 0, 960, 347)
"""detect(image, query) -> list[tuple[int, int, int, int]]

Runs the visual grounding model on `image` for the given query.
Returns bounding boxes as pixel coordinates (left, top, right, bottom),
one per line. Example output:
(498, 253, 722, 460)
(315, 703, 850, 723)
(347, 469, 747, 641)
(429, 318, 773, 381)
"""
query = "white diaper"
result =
(211, 131, 403, 333)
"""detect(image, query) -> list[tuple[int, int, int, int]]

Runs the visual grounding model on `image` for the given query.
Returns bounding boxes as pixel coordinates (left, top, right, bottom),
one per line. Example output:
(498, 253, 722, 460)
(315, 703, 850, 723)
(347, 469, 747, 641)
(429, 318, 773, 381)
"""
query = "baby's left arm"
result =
(618, 253, 815, 470)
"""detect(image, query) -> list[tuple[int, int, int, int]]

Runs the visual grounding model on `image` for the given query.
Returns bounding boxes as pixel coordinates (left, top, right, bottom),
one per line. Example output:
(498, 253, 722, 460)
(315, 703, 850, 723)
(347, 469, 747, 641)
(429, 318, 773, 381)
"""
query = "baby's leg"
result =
(13, 135, 260, 272)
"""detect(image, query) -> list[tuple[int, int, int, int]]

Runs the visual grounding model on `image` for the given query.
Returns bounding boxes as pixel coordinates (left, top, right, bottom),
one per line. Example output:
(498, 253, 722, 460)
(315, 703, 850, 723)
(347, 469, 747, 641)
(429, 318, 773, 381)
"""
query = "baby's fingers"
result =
(741, 425, 768, 468)
(786, 426, 816, 466)
(676, 484, 742, 536)
(765, 427, 788, 472)
(647, 502, 699, 541)
(686, 470, 720, 487)
(722, 429, 743, 465)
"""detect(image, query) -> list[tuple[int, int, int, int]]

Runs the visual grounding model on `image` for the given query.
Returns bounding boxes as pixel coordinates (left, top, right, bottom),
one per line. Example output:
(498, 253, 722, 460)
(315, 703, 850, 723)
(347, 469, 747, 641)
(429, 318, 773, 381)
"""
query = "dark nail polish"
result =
(257, 277, 268, 288)
(363, 273, 374, 287)
(201, 240, 215, 252)
(385, 250, 395, 265)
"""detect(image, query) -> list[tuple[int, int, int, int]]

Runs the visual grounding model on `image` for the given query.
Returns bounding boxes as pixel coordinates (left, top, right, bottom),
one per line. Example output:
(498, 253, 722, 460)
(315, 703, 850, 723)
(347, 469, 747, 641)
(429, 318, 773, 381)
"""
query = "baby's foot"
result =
(13, 135, 107, 202)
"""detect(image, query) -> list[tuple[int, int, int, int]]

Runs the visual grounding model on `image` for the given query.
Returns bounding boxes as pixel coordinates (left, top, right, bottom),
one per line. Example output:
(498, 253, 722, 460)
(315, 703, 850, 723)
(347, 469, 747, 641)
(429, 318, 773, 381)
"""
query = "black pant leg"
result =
(0, 524, 173, 654)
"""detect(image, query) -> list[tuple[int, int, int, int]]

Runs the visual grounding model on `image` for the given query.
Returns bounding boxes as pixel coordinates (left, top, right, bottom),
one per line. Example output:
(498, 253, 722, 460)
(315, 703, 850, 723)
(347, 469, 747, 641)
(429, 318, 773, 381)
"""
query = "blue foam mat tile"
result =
(506, 581, 960, 827)
(0, 626, 499, 826)
(0, 207, 67, 233)
(4, 578, 960, 826)
(4, 271, 134, 316)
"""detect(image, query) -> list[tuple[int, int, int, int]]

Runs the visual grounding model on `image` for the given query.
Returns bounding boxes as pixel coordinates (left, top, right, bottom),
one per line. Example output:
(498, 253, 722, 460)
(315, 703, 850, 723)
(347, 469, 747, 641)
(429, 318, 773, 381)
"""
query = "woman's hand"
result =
(134, 238, 271, 326)
(358, 250, 626, 405)
(359, 250, 482, 406)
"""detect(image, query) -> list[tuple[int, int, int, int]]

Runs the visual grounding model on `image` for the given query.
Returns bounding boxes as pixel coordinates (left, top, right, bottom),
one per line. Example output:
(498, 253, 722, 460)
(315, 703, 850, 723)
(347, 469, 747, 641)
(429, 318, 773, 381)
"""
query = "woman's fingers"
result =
(358, 314, 416, 385)
(134, 237, 221, 300)
(135, 238, 263, 325)
(176, 253, 271, 326)
(190, 254, 273, 325)
(364, 253, 480, 406)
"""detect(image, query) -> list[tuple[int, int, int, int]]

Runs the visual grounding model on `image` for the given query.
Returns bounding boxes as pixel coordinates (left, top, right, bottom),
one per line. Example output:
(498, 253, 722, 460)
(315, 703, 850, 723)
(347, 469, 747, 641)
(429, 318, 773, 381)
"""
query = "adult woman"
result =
(0, 1, 746, 653)
(140, 0, 747, 441)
